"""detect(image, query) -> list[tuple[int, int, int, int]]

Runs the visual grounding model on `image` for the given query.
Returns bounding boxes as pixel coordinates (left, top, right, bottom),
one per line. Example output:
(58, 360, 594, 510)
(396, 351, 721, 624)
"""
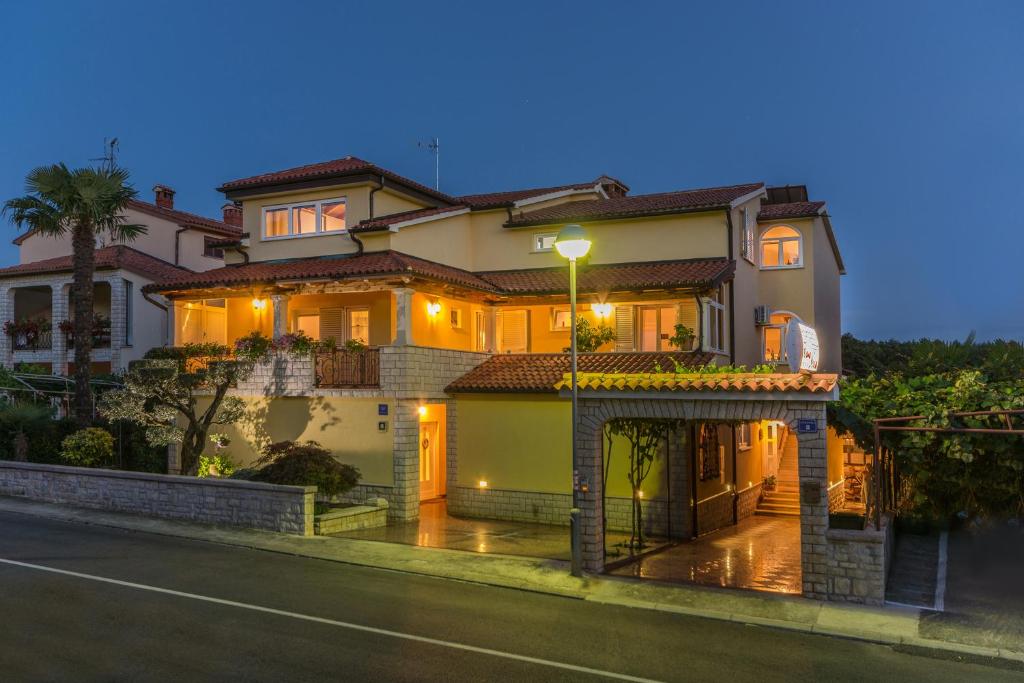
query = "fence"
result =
(315, 348, 380, 387)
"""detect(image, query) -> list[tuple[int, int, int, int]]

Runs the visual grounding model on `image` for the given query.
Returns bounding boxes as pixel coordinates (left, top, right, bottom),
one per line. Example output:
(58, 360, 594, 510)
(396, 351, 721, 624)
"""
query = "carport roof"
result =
(554, 372, 838, 395)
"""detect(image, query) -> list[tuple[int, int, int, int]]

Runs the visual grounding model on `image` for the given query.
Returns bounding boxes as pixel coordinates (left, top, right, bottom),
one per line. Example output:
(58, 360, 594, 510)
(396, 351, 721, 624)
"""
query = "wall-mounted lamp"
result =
(592, 303, 613, 318)
(252, 298, 267, 310)
(478, 479, 489, 489)
(426, 301, 442, 316)
(637, 490, 644, 499)
(417, 405, 428, 417)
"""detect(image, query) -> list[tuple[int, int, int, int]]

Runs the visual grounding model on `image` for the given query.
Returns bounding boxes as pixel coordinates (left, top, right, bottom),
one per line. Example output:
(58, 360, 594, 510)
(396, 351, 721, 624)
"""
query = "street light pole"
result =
(553, 224, 591, 578)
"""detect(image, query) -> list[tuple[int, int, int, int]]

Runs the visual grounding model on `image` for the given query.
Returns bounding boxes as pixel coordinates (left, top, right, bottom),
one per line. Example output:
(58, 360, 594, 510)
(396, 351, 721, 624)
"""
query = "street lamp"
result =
(554, 223, 591, 577)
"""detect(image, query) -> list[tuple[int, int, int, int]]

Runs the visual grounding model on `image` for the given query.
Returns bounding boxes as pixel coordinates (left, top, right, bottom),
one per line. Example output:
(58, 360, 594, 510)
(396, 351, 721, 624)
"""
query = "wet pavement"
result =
(333, 499, 633, 561)
(609, 516, 803, 594)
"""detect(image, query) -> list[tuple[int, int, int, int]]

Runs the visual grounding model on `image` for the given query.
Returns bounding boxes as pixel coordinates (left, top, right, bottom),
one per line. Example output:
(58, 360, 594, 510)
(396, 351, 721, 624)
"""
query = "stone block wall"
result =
(0, 460, 315, 535)
(697, 491, 734, 535)
(828, 480, 844, 512)
(234, 353, 315, 396)
(824, 515, 893, 605)
(736, 482, 761, 521)
(379, 346, 491, 398)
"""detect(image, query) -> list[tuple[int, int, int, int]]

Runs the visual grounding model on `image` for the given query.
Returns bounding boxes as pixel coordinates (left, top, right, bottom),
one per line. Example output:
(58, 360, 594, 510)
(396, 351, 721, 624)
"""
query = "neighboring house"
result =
(0, 185, 241, 374)
(143, 155, 850, 520)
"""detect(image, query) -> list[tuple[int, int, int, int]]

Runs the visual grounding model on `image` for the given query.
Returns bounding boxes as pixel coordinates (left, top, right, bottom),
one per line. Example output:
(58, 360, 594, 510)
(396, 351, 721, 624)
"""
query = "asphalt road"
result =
(0, 512, 1019, 682)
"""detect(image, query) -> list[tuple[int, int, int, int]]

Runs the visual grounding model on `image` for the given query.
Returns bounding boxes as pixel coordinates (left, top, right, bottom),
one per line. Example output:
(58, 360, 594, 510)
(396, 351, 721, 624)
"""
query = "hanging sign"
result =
(786, 320, 820, 373)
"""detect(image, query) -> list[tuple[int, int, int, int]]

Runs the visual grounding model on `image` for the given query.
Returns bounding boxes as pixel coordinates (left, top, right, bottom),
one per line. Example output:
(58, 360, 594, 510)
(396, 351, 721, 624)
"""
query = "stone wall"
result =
(736, 482, 761, 521)
(697, 490, 734, 535)
(824, 514, 893, 605)
(828, 480, 844, 512)
(234, 353, 315, 396)
(0, 460, 315, 535)
(379, 345, 491, 398)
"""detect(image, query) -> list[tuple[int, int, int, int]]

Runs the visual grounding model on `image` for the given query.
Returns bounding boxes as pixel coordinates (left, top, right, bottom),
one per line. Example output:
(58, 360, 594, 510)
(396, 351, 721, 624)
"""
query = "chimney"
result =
(153, 184, 175, 209)
(222, 202, 243, 227)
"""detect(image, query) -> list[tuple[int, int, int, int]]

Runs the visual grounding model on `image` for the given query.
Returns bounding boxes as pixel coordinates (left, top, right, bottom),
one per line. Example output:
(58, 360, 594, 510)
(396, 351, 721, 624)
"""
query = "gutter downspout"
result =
(174, 227, 189, 266)
(142, 290, 170, 346)
(724, 208, 736, 365)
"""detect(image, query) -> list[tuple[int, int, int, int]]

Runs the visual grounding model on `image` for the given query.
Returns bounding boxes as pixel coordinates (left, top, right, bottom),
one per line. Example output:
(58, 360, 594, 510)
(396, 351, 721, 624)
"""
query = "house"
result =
(0, 185, 241, 374)
(144, 156, 883, 603)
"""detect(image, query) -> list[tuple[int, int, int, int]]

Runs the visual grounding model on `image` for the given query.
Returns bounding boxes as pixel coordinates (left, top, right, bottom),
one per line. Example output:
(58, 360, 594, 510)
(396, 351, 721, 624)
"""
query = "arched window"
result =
(760, 225, 802, 269)
(762, 311, 800, 363)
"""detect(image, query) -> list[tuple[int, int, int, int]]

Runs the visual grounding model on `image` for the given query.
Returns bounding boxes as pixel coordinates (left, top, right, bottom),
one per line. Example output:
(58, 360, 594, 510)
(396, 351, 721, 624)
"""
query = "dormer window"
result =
(760, 225, 802, 269)
(262, 198, 347, 239)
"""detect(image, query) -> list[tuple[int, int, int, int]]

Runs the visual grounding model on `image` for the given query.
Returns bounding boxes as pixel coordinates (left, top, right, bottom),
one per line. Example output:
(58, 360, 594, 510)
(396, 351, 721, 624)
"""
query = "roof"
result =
(445, 352, 718, 393)
(504, 183, 765, 227)
(143, 249, 494, 294)
(477, 258, 734, 295)
(217, 156, 456, 205)
(757, 201, 825, 221)
(0, 245, 192, 282)
(458, 182, 599, 209)
(144, 250, 733, 297)
(352, 205, 469, 233)
(554, 372, 838, 395)
(12, 199, 239, 246)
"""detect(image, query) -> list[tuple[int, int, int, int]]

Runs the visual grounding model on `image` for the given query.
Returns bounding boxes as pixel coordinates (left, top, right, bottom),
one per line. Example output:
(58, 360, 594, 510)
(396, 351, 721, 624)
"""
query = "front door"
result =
(763, 421, 780, 478)
(419, 421, 441, 500)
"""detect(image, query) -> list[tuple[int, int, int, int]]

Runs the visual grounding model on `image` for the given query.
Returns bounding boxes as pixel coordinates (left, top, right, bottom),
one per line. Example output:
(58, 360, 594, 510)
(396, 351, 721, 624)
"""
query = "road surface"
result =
(0, 511, 1018, 682)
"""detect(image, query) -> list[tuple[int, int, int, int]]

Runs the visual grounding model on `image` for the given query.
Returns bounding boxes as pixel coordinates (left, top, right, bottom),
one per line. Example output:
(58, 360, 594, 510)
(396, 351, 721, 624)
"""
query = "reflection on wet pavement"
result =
(610, 516, 802, 594)
(334, 499, 634, 561)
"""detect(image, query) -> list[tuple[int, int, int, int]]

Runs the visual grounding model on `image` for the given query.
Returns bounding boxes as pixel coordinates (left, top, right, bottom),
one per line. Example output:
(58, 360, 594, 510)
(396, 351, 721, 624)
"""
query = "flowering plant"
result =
(233, 331, 273, 363)
(272, 331, 317, 356)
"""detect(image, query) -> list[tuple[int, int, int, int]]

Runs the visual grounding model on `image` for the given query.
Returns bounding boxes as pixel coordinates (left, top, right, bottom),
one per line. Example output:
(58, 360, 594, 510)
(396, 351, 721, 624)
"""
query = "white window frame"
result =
(701, 297, 726, 354)
(550, 306, 571, 332)
(262, 197, 347, 240)
(737, 423, 751, 451)
(740, 207, 755, 264)
(759, 224, 803, 270)
(450, 307, 464, 329)
(533, 232, 558, 253)
(123, 279, 133, 347)
(761, 310, 800, 364)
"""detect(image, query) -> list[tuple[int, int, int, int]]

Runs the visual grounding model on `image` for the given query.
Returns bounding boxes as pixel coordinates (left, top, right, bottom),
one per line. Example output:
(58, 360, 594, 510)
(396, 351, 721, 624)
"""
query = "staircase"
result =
(757, 434, 800, 517)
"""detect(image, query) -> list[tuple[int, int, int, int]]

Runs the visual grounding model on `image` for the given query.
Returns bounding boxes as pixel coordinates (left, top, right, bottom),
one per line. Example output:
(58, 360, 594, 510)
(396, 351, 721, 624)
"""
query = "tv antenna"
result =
(91, 137, 119, 172)
(418, 137, 440, 190)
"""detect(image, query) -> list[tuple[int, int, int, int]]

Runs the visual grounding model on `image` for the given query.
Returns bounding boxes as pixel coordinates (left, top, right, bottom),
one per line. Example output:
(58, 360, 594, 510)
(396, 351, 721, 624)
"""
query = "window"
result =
(740, 207, 755, 263)
(123, 279, 133, 346)
(702, 297, 726, 353)
(550, 307, 572, 331)
(203, 237, 224, 259)
(760, 225, 802, 269)
(533, 233, 558, 252)
(762, 311, 798, 363)
(450, 307, 464, 329)
(737, 423, 751, 451)
(348, 308, 369, 344)
(295, 314, 320, 339)
(262, 198, 347, 239)
(638, 306, 677, 351)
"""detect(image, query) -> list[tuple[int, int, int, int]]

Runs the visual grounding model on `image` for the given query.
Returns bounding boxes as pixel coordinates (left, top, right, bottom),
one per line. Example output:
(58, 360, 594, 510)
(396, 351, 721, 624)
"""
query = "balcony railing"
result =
(315, 348, 380, 388)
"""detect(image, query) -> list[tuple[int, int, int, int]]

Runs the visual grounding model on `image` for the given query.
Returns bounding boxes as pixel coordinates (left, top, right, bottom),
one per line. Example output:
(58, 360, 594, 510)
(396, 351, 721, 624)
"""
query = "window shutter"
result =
(320, 308, 346, 344)
(677, 299, 698, 350)
(614, 305, 635, 351)
(499, 310, 528, 353)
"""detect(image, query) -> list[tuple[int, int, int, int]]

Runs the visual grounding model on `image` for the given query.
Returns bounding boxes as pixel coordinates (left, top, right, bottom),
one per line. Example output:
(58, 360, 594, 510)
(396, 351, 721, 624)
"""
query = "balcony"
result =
(8, 327, 52, 351)
(315, 348, 381, 388)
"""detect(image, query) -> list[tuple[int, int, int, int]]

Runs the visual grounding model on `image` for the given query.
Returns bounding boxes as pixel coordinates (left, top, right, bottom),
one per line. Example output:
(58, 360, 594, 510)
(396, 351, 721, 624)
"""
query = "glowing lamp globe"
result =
(554, 224, 592, 260)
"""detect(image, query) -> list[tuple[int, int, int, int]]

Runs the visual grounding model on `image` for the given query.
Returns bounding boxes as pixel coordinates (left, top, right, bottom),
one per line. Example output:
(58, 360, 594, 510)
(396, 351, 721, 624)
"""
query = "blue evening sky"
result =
(1, 0, 1021, 341)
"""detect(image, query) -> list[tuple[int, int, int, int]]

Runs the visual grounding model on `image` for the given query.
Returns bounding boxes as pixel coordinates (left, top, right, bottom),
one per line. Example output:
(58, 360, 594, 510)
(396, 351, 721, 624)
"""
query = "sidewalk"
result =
(0, 495, 1020, 665)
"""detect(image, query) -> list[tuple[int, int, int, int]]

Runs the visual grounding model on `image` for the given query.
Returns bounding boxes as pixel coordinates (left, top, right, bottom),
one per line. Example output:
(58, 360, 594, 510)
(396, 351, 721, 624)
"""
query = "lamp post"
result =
(554, 223, 592, 577)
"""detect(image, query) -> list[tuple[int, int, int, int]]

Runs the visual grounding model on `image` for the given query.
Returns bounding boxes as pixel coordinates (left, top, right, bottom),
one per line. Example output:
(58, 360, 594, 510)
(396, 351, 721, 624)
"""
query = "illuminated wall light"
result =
(478, 479, 489, 488)
(417, 405, 427, 417)
(637, 490, 644, 499)
(252, 298, 267, 310)
(592, 303, 613, 318)
(426, 301, 442, 316)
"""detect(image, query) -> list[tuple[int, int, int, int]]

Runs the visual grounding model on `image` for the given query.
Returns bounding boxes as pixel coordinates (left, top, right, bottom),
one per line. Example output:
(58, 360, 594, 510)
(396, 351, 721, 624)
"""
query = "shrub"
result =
(196, 452, 237, 478)
(60, 427, 115, 468)
(233, 331, 273, 364)
(273, 331, 317, 356)
(249, 440, 360, 498)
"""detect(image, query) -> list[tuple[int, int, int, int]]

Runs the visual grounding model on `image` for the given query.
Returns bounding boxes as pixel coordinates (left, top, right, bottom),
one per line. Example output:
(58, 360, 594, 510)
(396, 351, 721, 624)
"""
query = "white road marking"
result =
(0, 557, 662, 683)
(934, 530, 948, 612)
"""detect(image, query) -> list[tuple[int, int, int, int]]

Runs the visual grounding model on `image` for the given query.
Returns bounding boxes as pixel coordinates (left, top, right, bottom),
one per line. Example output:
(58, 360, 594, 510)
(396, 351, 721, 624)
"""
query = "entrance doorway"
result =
(417, 403, 447, 501)
(762, 421, 783, 479)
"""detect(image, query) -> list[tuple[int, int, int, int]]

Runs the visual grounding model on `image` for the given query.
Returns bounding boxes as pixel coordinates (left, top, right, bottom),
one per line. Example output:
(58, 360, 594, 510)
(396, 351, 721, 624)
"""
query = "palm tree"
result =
(3, 164, 145, 425)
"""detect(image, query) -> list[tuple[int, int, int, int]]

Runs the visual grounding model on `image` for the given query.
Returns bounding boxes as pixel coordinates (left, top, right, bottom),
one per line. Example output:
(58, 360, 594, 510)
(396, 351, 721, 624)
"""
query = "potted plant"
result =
(763, 474, 777, 492)
(668, 323, 696, 351)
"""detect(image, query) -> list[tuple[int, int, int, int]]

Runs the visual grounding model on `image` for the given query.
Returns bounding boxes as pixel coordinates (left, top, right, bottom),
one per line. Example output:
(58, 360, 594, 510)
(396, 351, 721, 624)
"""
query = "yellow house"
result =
(143, 156, 850, 531)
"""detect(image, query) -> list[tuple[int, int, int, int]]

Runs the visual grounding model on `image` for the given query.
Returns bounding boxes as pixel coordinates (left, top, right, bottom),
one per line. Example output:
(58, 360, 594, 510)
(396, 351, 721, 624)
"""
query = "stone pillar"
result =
(793, 403, 830, 601)
(393, 288, 413, 346)
(166, 299, 176, 347)
(51, 283, 69, 376)
(577, 398, 607, 573)
(109, 277, 126, 372)
(390, 399, 421, 520)
(0, 287, 13, 370)
(667, 425, 692, 538)
(271, 294, 290, 339)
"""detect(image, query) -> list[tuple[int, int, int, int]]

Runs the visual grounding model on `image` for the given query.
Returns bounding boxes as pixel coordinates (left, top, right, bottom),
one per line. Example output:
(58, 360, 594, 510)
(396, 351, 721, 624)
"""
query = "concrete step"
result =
(763, 493, 799, 503)
(756, 503, 800, 514)
(755, 508, 800, 518)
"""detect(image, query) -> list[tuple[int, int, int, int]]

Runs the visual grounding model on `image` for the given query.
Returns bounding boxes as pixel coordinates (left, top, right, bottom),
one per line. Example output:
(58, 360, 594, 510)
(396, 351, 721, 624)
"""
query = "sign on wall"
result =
(786, 320, 820, 373)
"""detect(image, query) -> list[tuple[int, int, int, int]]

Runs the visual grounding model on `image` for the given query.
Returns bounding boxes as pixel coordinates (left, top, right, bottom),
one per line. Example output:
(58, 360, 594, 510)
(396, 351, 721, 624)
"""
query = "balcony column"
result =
(271, 294, 290, 339)
(483, 305, 497, 353)
(393, 288, 414, 346)
(109, 277, 127, 372)
(51, 283, 69, 376)
(0, 286, 12, 369)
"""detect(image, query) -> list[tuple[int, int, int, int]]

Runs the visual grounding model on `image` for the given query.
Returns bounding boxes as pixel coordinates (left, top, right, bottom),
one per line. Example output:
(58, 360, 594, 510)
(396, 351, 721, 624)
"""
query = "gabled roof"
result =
(351, 205, 469, 233)
(12, 199, 239, 246)
(554, 372, 838, 395)
(458, 182, 600, 209)
(757, 201, 825, 221)
(504, 183, 765, 227)
(217, 155, 457, 205)
(0, 245, 192, 282)
(445, 352, 718, 393)
(476, 258, 734, 295)
(143, 250, 495, 294)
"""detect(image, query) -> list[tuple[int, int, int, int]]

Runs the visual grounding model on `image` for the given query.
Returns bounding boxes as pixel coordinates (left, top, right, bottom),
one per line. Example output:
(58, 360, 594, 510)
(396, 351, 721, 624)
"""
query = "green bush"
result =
(60, 428, 115, 468)
(249, 440, 360, 498)
(196, 452, 237, 478)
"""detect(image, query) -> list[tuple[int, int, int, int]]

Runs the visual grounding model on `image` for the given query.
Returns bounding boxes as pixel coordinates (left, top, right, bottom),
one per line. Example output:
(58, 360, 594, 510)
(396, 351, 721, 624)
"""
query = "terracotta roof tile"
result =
(504, 183, 764, 227)
(143, 250, 494, 293)
(0, 245, 192, 282)
(458, 182, 599, 209)
(553, 372, 838, 395)
(757, 201, 825, 221)
(352, 205, 468, 233)
(217, 156, 456, 204)
(446, 352, 717, 393)
(477, 258, 734, 295)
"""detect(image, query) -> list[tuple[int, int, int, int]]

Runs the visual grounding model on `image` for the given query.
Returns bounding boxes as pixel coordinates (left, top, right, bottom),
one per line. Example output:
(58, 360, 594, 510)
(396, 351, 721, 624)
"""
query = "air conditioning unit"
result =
(754, 305, 772, 326)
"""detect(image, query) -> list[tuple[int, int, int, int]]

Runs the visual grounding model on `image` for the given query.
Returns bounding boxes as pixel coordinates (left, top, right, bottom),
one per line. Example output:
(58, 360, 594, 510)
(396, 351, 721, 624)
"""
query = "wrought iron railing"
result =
(315, 348, 380, 388)
(13, 329, 52, 351)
